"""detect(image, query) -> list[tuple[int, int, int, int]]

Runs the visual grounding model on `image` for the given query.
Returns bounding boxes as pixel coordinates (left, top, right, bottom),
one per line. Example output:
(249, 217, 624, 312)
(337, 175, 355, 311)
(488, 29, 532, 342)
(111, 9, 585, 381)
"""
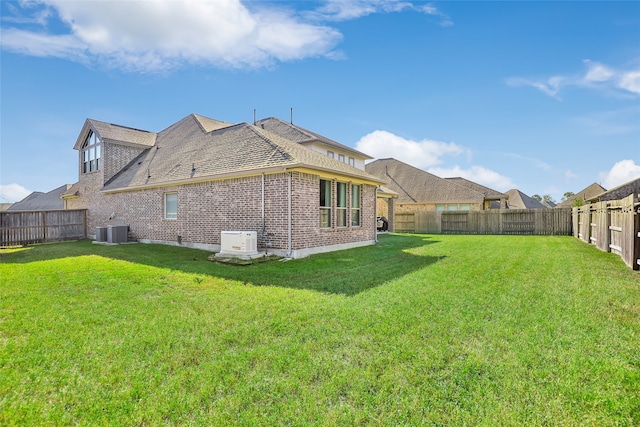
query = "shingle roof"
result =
(445, 177, 506, 199)
(102, 114, 384, 192)
(365, 158, 486, 204)
(556, 182, 607, 208)
(7, 184, 70, 211)
(505, 189, 546, 209)
(589, 177, 640, 202)
(255, 117, 373, 159)
(74, 119, 157, 149)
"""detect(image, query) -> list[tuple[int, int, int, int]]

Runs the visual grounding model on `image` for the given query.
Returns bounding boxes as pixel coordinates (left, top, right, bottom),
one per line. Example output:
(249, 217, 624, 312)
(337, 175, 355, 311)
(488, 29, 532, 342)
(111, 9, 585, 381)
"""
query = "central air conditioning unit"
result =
(219, 231, 258, 257)
(107, 225, 129, 244)
(95, 227, 108, 242)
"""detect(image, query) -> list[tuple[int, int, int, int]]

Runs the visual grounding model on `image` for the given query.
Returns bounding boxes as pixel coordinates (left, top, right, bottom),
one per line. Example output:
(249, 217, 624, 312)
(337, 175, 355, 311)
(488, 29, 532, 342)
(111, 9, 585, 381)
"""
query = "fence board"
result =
(0, 210, 86, 246)
(395, 208, 572, 235)
(572, 194, 639, 270)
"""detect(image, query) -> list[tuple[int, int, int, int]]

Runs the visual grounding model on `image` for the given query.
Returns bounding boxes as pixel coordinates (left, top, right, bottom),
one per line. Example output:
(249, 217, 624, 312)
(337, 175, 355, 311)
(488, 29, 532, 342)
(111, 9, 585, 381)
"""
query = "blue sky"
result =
(1, 0, 639, 203)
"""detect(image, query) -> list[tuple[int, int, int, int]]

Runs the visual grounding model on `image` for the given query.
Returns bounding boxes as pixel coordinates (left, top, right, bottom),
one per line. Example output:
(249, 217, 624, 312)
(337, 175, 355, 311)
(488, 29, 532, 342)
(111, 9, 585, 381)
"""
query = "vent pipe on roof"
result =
(290, 107, 293, 124)
(253, 109, 256, 125)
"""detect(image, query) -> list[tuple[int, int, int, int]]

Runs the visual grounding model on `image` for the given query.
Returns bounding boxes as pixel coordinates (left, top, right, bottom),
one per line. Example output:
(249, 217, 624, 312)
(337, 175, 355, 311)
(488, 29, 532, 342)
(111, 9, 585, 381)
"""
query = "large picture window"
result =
(320, 180, 331, 228)
(336, 182, 347, 227)
(164, 192, 177, 219)
(82, 130, 101, 173)
(351, 184, 361, 226)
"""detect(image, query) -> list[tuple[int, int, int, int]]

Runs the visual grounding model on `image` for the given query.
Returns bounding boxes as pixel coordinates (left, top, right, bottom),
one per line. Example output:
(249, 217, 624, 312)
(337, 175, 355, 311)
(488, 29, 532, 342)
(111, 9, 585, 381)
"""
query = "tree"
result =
(561, 192, 575, 202)
(542, 194, 556, 204)
(572, 197, 585, 207)
(532, 194, 542, 202)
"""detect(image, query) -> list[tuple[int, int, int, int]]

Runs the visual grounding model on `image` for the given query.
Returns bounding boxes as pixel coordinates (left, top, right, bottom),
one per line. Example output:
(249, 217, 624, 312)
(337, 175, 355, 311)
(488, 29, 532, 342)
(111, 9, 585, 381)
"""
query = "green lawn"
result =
(1, 234, 638, 426)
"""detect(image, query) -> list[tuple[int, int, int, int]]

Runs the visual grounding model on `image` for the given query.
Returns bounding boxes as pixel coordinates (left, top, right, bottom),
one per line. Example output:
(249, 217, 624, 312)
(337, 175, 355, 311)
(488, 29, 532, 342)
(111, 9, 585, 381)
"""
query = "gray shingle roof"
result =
(102, 115, 384, 192)
(365, 158, 486, 204)
(7, 184, 70, 211)
(445, 177, 506, 199)
(505, 189, 546, 209)
(556, 182, 607, 208)
(255, 117, 373, 159)
(74, 119, 157, 149)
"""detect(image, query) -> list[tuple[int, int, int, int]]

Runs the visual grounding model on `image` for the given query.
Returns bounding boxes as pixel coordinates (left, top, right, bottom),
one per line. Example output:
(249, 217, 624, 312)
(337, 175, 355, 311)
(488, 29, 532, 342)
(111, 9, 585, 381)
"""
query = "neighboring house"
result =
(505, 189, 546, 209)
(62, 114, 385, 258)
(7, 184, 71, 211)
(365, 158, 506, 217)
(541, 200, 556, 209)
(0, 203, 13, 212)
(556, 183, 607, 208)
(587, 177, 640, 202)
(444, 177, 507, 209)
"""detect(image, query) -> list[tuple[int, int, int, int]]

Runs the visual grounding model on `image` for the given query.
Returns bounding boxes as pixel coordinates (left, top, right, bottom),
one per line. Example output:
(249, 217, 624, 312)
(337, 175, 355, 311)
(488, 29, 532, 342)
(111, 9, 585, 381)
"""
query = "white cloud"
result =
(1, 0, 451, 73)
(507, 60, 640, 98)
(356, 130, 465, 169)
(565, 170, 579, 180)
(599, 159, 640, 189)
(0, 183, 32, 203)
(428, 165, 516, 192)
(1, 0, 343, 72)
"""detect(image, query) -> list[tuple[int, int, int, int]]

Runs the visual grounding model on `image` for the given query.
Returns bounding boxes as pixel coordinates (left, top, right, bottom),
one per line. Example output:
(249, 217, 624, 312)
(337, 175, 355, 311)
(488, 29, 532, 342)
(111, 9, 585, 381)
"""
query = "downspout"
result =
(375, 185, 379, 243)
(287, 171, 292, 257)
(261, 173, 265, 238)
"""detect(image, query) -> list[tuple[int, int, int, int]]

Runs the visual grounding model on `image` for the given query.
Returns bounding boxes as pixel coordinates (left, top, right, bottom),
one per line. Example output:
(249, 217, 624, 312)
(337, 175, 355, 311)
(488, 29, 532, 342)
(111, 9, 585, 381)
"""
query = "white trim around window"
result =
(164, 192, 177, 219)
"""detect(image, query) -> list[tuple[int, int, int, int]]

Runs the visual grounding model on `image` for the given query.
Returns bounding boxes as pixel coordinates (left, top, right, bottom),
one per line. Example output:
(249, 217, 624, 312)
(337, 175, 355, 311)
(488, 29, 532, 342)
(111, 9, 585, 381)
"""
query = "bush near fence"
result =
(0, 210, 87, 246)
(573, 193, 640, 270)
(394, 208, 573, 236)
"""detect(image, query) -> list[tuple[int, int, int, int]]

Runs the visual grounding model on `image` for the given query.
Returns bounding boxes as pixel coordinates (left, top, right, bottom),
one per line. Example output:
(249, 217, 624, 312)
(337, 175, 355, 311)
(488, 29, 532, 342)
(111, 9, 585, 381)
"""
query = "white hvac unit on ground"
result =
(218, 231, 259, 258)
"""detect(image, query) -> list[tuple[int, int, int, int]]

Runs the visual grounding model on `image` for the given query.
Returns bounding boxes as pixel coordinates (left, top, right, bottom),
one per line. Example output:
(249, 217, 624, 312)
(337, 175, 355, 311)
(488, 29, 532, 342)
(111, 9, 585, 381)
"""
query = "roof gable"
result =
(7, 184, 70, 211)
(556, 182, 607, 207)
(365, 158, 486, 204)
(73, 119, 157, 150)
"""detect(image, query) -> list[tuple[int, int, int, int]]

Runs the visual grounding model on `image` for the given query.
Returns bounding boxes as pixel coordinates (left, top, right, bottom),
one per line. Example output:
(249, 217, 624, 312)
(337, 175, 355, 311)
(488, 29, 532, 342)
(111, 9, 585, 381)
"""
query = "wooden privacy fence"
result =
(395, 208, 573, 235)
(573, 194, 640, 270)
(0, 210, 87, 246)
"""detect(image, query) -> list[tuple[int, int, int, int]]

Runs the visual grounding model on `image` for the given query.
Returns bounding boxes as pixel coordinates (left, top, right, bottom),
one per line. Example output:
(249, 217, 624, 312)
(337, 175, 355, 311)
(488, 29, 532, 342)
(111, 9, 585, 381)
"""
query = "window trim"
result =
(351, 183, 361, 227)
(336, 181, 347, 228)
(164, 192, 178, 220)
(81, 130, 101, 174)
(319, 179, 332, 228)
(338, 154, 345, 163)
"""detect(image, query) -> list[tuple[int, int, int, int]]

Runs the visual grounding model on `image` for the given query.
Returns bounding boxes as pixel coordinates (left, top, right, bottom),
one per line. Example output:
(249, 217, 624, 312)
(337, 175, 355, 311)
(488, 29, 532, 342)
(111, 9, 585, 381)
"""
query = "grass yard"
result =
(1, 234, 639, 426)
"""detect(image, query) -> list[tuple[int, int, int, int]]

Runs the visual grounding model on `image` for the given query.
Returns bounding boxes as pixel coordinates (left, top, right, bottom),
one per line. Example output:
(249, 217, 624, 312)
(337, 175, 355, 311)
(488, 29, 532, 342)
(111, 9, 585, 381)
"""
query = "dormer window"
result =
(82, 130, 101, 173)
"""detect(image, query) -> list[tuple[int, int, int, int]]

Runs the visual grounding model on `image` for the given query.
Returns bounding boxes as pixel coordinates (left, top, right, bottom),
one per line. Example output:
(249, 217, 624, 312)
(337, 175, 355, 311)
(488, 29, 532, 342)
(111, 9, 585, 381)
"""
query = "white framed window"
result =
(320, 179, 331, 228)
(436, 205, 446, 211)
(81, 130, 101, 173)
(336, 182, 347, 227)
(164, 192, 177, 219)
(351, 184, 361, 226)
(460, 204, 471, 211)
(327, 151, 334, 158)
(349, 157, 355, 166)
(447, 205, 458, 211)
(338, 154, 345, 163)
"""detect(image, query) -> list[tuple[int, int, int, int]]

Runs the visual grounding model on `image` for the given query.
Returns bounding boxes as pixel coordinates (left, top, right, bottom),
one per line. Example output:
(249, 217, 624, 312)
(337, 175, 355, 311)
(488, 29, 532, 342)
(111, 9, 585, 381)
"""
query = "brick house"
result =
(62, 114, 384, 258)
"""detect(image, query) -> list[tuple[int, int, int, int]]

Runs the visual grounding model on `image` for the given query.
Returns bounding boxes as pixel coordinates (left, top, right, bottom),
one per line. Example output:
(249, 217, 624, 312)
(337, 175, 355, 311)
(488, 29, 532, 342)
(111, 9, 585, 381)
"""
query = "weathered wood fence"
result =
(573, 194, 640, 270)
(0, 210, 87, 246)
(395, 208, 573, 235)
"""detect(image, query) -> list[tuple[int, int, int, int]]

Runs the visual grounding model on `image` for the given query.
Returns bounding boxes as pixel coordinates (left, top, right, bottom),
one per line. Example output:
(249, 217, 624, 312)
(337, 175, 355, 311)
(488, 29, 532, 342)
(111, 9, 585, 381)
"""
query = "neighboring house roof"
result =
(74, 119, 158, 150)
(101, 115, 384, 192)
(0, 203, 13, 211)
(255, 117, 373, 159)
(556, 182, 607, 208)
(7, 184, 71, 211)
(505, 189, 546, 209)
(541, 200, 556, 208)
(377, 185, 399, 198)
(588, 177, 640, 202)
(365, 158, 487, 204)
(445, 177, 506, 199)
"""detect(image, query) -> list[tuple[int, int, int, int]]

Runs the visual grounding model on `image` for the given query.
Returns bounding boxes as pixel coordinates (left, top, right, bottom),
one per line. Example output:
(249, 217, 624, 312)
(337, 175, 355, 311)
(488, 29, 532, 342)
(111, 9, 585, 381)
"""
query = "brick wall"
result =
(68, 168, 377, 256)
(103, 143, 147, 183)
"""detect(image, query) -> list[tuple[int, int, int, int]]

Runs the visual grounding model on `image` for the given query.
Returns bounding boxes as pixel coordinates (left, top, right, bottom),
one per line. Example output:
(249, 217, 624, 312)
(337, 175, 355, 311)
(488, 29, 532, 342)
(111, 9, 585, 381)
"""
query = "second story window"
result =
(82, 130, 101, 173)
(327, 151, 334, 158)
(339, 154, 345, 163)
(349, 157, 355, 166)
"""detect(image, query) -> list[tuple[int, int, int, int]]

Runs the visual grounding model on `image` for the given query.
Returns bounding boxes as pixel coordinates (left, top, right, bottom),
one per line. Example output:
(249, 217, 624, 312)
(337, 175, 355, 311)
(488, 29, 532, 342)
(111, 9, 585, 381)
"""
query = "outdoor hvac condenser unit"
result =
(219, 231, 258, 256)
(95, 227, 108, 242)
(107, 225, 128, 244)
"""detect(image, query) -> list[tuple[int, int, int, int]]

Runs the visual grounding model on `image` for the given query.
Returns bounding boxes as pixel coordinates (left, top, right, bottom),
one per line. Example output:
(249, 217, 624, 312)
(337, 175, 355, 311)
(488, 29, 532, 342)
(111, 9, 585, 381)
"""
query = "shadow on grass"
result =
(0, 234, 442, 296)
